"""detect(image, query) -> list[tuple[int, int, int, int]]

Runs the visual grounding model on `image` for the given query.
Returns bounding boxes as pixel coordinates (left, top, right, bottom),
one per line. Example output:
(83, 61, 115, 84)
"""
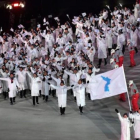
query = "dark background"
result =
(0, 0, 135, 31)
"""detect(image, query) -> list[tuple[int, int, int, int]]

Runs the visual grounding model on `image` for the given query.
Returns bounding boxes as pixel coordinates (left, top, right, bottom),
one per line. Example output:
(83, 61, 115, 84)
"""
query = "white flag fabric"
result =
(90, 66, 127, 100)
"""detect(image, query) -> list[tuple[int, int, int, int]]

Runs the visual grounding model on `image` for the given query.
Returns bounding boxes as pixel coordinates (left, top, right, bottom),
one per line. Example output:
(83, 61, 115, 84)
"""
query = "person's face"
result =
(60, 83, 64, 86)
(88, 69, 92, 74)
(73, 70, 77, 74)
(124, 7, 127, 11)
(10, 74, 14, 78)
(65, 30, 68, 33)
(138, 109, 140, 114)
(123, 115, 128, 118)
(78, 80, 82, 84)
(31, 45, 34, 49)
(6, 70, 9, 73)
(72, 59, 74, 63)
(19, 68, 23, 71)
(43, 72, 47, 76)
(33, 74, 37, 78)
(59, 34, 62, 38)
(59, 76, 62, 79)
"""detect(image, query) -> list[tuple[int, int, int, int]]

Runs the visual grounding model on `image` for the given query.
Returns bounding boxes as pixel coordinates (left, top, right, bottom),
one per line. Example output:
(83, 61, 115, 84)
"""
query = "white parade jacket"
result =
(117, 113, 133, 140)
(0, 77, 19, 98)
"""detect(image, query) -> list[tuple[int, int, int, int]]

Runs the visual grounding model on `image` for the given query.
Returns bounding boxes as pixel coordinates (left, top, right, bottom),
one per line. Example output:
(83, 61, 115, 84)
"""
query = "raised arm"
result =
(0, 77, 9, 82)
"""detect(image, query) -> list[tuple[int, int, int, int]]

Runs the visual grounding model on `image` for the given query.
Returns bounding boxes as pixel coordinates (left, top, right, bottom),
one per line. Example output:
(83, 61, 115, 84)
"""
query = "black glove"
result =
(42, 78, 45, 81)
(71, 85, 74, 87)
(48, 78, 52, 80)
(130, 111, 133, 114)
(87, 81, 89, 84)
(82, 67, 85, 70)
(132, 121, 134, 124)
(115, 109, 119, 113)
(48, 83, 50, 85)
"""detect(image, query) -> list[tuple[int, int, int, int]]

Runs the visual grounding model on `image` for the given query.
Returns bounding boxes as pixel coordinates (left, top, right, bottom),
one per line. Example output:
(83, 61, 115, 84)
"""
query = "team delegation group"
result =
(0, 0, 140, 139)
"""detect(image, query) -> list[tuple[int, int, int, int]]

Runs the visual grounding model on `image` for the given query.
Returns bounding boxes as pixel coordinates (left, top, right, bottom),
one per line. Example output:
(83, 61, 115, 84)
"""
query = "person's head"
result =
(73, 68, 78, 74)
(19, 67, 23, 71)
(10, 73, 14, 79)
(78, 79, 82, 84)
(88, 68, 92, 74)
(58, 75, 63, 79)
(123, 113, 128, 118)
(132, 25, 136, 31)
(59, 32, 62, 38)
(124, 7, 128, 11)
(64, 28, 68, 34)
(33, 73, 37, 78)
(43, 71, 48, 76)
(88, 63, 92, 68)
(60, 80, 64, 86)
(72, 58, 75, 63)
(5, 68, 9, 73)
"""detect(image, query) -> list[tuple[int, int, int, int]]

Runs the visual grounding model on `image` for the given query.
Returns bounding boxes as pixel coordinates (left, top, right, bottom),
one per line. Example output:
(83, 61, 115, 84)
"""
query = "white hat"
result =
(37, 24, 41, 28)
(129, 80, 133, 86)
(110, 58, 114, 64)
(111, 49, 115, 55)
(10, 28, 14, 32)
(115, 45, 120, 50)
(18, 24, 24, 29)
(43, 18, 46, 23)
(114, 64, 119, 69)
(48, 15, 52, 18)
(82, 13, 86, 17)
(54, 17, 60, 21)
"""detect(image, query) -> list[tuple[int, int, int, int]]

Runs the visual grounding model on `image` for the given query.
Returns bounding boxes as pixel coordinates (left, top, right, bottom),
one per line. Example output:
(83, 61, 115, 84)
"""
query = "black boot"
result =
(49, 90, 52, 95)
(79, 106, 83, 114)
(104, 58, 107, 66)
(39, 90, 41, 97)
(45, 96, 48, 102)
(3, 92, 6, 100)
(98, 59, 102, 68)
(52, 90, 55, 97)
(122, 45, 125, 54)
(60, 107, 63, 115)
(135, 47, 138, 53)
(10, 98, 13, 105)
(36, 96, 39, 104)
(23, 90, 26, 98)
(42, 95, 45, 100)
(74, 97, 76, 102)
(13, 97, 16, 102)
(88, 93, 91, 100)
(20, 91, 23, 98)
(33, 96, 35, 106)
(62, 107, 65, 115)
(71, 89, 73, 95)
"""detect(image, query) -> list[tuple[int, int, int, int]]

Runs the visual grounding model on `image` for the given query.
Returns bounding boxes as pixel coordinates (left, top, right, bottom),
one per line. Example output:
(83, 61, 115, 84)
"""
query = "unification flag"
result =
(90, 66, 128, 100)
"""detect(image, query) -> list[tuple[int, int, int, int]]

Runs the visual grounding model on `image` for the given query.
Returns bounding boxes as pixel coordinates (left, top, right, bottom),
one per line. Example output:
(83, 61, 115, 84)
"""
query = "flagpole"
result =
(122, 65, 132, 111)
